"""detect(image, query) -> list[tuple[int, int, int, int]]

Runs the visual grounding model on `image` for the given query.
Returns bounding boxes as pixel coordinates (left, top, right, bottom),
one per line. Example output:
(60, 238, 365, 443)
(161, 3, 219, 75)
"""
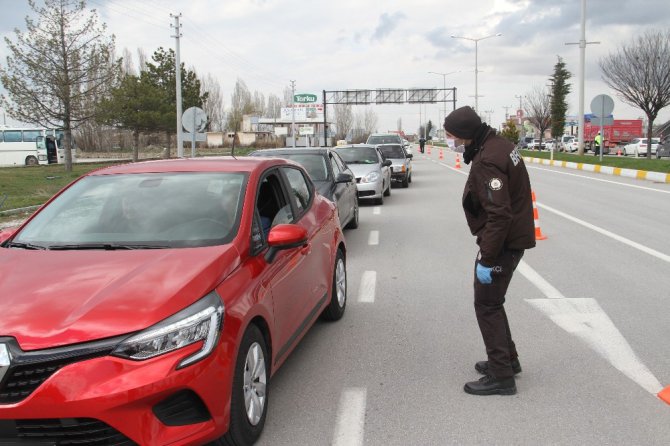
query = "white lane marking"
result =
(373, 207, 381, 215)
(357, 271, 376, 303)
(368, 230, 379, 245)
(519, 260, 663, 395)
(333, 387, 367, 446)
(537, 202, 670, 263)
(527, 165, 670, 194)
(516, 261, 564, 299)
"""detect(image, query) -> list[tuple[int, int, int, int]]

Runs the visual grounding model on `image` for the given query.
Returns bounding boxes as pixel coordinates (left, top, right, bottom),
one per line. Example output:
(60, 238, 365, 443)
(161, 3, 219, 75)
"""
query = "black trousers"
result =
(473, 249, 524, 379)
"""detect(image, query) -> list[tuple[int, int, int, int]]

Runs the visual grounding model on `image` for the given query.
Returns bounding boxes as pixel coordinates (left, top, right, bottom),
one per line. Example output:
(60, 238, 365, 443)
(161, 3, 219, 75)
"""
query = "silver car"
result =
(334, 144, 392, 205)
(376, 143, 413, 188)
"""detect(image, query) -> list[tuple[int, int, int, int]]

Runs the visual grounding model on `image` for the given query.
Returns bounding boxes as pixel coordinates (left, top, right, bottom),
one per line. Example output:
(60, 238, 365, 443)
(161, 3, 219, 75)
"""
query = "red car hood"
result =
(0, 246, 240, 351)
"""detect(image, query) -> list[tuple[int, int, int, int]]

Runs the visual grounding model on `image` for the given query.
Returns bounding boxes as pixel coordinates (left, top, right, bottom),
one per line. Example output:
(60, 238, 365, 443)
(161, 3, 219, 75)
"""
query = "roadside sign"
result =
(590, 94, 614, 118)
(591, 117, 614, 126)
(294, 93, 318, 103)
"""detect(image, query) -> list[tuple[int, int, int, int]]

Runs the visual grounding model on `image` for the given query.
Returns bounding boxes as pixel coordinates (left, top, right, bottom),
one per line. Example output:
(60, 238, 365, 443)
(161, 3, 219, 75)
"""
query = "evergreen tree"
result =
(549, 56, 572, 141)
(0, 0, 121, 171)
(501, 119, 520, 144)
(143, 47, 208, 137)
(97, 73, 168, 161)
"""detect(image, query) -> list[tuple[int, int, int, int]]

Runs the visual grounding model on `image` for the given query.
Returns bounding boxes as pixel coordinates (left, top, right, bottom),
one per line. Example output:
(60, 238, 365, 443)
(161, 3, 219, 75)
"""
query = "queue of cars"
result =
(0, 137, 415, 445)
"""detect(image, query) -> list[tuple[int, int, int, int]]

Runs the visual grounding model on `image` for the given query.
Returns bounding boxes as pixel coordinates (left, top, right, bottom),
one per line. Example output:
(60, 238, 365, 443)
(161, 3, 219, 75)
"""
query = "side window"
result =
(329, 154, 342, 177)
(282, 167, 312, 215)
(255, 171, 290, 241)
(332, 152, 348, 172)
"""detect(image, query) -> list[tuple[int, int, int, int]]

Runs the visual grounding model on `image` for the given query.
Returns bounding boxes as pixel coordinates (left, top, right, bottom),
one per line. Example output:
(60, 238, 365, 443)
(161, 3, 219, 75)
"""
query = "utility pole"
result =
(171, 13, 183, 157)
(290, 80, 296, 148)
(565, 0, 599, 155)
(503, 105, 512, 121)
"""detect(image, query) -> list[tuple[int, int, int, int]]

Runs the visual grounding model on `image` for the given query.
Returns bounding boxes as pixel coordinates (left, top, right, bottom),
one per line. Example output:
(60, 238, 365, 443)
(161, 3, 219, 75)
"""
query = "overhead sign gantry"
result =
(321, 87, 457, 145)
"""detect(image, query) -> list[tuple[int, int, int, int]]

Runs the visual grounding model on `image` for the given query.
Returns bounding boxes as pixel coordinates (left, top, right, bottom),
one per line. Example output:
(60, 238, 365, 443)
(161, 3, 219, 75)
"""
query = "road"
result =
(256, 146, 670, 445)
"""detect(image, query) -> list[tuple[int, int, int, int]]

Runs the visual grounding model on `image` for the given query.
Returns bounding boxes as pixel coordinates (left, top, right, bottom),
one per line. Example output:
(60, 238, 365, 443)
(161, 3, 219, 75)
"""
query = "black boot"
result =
(475, 358, 522, 375)
(464, 375, 516, 396)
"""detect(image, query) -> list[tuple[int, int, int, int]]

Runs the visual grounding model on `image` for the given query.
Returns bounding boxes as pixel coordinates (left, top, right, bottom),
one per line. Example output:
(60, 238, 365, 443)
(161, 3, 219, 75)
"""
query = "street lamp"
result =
(450, 33, 502, 114)
(428, 70, 460, 136)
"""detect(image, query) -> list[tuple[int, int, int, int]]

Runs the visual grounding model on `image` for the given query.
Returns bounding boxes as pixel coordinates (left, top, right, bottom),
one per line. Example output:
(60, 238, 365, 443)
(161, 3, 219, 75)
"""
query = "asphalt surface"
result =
(256, 146, 670, 445)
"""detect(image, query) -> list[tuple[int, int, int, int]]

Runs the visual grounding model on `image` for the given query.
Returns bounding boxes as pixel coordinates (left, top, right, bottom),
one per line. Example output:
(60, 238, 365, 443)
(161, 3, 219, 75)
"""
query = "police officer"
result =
(443, 106, 536, 396)
(419, 137, 426, 153)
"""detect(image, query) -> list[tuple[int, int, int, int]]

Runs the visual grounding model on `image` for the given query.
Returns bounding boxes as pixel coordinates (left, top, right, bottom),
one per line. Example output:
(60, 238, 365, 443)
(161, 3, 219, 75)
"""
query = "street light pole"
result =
(451, 33, 502, 114)
(428, 70, 460, 136)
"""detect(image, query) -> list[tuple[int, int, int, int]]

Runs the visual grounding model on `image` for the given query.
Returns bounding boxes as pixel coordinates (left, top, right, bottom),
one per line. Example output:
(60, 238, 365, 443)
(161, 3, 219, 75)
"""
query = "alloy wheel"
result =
(243, 342, 267, 426)
(335, 257, 346, 307)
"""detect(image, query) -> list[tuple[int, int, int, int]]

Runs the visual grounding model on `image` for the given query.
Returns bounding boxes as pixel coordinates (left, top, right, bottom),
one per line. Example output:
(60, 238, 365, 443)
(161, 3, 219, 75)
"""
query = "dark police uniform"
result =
(462, 131, 535, 380)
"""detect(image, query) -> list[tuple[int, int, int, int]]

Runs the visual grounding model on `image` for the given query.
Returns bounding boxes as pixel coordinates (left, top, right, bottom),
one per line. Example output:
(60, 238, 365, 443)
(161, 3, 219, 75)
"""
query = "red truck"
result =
(583, 118, 643, 150)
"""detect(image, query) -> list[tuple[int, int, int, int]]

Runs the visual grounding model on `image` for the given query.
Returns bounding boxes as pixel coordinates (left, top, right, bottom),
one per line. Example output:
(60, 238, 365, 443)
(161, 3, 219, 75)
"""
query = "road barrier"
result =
(455, 154, 461, 169)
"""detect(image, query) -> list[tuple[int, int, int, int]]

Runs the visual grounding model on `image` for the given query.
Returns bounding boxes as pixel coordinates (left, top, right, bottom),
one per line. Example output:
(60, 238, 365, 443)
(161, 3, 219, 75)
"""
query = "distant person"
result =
(443, 106, 536, 396)
(594, 132, 602, 155)
(419, 137, 426, 153)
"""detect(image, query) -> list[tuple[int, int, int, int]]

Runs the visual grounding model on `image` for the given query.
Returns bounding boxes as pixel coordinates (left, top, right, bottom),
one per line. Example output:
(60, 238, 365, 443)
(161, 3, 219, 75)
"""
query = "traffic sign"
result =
(294, 93, 318, 103)
(590, 94, 614, 118)
(591, 117, 614, 126)
(182, 107, 208, 133)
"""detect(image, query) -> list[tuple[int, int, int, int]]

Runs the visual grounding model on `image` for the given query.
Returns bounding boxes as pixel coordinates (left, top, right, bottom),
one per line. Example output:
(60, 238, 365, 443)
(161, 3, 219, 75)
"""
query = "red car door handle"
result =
(300, 243, 311, 255)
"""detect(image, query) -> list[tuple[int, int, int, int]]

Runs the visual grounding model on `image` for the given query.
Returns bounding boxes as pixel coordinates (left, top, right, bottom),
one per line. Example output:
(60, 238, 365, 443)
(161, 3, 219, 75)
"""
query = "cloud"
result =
(371, 12, 406, 42)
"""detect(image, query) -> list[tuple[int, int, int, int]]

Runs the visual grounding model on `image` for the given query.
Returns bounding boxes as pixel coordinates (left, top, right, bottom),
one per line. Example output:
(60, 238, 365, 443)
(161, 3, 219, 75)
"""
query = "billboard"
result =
(280, 103, 324, 122)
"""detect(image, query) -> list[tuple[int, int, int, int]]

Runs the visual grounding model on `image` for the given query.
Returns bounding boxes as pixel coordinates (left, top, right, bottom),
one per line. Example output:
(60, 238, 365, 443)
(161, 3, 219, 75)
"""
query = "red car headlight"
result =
(112, 292, 224, 369)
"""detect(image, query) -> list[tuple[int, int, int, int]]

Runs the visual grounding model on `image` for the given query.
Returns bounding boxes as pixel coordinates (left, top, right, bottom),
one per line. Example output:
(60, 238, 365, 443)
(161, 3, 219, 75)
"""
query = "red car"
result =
(0, 157, 347, 445)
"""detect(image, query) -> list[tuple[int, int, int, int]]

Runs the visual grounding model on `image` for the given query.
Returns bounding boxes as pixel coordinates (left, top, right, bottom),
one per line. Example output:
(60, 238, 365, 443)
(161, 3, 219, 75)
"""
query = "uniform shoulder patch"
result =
(489, 178, 503, 190)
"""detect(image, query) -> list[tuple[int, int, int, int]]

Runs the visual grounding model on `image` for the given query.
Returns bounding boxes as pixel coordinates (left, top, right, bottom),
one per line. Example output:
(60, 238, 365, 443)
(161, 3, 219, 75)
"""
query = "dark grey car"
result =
(656, 136, 670, 159)
(249, 148, 359, 229)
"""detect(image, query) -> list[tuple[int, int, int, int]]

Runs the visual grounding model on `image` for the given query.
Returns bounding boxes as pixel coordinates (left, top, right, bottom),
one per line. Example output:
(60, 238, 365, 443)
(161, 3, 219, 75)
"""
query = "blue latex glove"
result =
(476, 262, 493, 284)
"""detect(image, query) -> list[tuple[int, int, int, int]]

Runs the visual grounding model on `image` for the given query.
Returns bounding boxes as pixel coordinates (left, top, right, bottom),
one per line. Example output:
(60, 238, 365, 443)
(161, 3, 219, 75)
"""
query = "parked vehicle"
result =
(0, 157, 347, 445)
(656, 136, 670, 159)
(558, 135, 574, 151)
(517, 136, 534, 150)
(583, 118, 643, 149)
(622, 137, 660, 157)
(376, 143, 413, 188)
(530, 139, 546, 150)
(544, 139, 556, 151)
(334, 144, 392, 205)
(250, 147, 359, 229)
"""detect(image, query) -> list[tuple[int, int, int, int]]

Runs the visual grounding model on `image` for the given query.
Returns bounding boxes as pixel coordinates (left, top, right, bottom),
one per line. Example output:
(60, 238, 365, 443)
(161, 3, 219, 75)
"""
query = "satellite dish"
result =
(182, 107, 208, 133)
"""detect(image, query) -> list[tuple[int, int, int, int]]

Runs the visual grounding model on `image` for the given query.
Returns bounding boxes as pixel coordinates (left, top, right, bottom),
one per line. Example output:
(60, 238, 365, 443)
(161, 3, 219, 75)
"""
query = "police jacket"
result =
(462, 132, 536, 266)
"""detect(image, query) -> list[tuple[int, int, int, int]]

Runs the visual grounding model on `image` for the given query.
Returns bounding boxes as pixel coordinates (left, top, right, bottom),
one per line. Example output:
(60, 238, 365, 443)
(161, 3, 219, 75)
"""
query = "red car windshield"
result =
(12, 172, 247, 249)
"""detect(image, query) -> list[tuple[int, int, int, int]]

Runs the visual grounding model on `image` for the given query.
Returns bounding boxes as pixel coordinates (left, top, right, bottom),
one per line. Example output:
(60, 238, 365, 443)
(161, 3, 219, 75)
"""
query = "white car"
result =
(622, 138, 660, 157)
(559, 135, 574, 151)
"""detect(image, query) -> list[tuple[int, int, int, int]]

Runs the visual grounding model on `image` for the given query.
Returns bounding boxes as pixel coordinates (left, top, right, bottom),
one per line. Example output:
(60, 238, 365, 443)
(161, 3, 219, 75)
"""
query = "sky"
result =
(1, 0, 670, 136)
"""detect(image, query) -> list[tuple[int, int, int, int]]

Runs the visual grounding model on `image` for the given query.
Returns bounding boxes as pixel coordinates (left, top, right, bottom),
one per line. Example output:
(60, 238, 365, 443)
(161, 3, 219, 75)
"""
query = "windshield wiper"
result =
(4, 241, 48, 250)
(47, 243, 169, 250)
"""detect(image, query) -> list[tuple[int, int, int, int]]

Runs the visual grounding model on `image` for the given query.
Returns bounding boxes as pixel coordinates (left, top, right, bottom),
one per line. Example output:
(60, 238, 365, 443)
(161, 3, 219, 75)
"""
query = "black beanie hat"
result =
(443, 106, 482, 139)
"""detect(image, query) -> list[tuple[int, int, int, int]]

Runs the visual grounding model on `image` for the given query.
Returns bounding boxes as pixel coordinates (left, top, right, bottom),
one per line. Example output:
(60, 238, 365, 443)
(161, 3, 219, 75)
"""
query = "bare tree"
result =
(363, 106, 378, 136)
(201, 73, 224, 131)
(333, 104, 353, 141)
(0, 0, 121, 171)
(524, 85, 551, 148)
(266, 94, 282, 119)
(226, 78, 253, 132)
(397, 117, 402, 132)
(122, 48, 134, 75)
(252, 91, 266, 116)
(137, 48, 147, 72)
(600, 30, 670, 157)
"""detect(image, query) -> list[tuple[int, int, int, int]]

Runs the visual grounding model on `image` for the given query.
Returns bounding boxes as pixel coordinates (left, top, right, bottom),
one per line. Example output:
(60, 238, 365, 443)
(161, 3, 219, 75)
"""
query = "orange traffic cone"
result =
(659, 386, 670, 405)
(455, 154, 461, 169)
(532, 190, 547, 240)
(616, 148, 622, 156)
(439, 149, 444, 160)
(427, 145, 432, 155)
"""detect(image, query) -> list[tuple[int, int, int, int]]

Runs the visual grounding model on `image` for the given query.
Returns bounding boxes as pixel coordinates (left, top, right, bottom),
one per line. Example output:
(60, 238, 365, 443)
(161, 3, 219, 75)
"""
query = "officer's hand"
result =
(476, 262, 493, 284)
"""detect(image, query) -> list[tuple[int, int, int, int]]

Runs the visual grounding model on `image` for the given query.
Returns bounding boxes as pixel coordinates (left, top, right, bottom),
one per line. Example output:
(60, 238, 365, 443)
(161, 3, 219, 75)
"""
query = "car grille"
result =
(0, 418, 137, 445)
(0, 336, 124, 404)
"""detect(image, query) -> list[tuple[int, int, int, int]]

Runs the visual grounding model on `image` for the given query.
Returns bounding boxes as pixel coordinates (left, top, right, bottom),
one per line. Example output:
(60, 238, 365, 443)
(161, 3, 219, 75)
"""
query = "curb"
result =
(523, 157, 670, 184)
